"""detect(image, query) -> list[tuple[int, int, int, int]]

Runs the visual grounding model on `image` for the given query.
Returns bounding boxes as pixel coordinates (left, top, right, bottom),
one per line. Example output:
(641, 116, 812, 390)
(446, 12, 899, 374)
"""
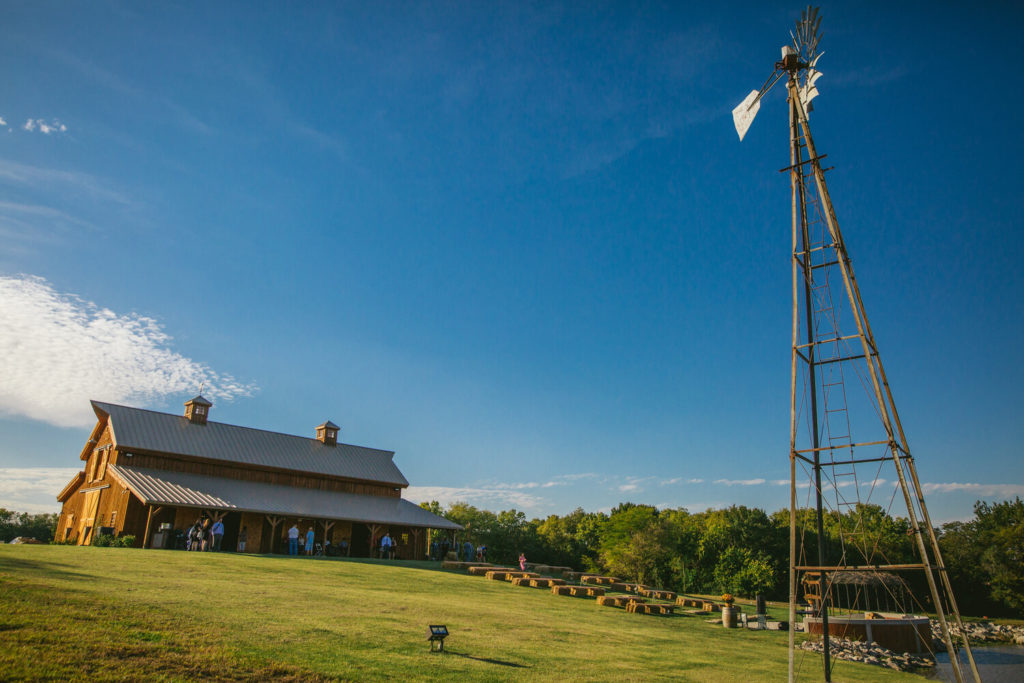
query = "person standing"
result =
(519, 553, 527, 571)
(211, 518, 225, 551)
(237, 526, 248, 553)
(288, 523, 299, 556)
(380, 532, 392, 559)
(305, 527, 315, 556)
(464, 540, 474, 563)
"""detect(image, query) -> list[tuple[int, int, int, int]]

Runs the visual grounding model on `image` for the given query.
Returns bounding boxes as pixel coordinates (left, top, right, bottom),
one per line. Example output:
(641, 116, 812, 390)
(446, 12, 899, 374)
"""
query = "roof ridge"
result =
(91, 400, 394, 456)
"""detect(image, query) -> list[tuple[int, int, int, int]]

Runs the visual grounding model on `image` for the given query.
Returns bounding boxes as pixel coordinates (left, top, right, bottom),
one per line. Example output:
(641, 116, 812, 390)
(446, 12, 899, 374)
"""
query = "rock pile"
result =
(800, 637, 934, 672)
(930, 620, 1024, 648)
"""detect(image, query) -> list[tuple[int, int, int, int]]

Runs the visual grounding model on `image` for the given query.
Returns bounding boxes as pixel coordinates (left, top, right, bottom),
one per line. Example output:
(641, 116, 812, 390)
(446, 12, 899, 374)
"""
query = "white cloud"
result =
(403, 486, 543, 512)
(714, 478, 766, 486)
(23, 118, 68, 134)
(921, 482, 1024, 498)
(618, 484, 640, 492)
(0, 467, 82, 513)
(0, 274, 258, 428)
(0, 117, 7, 126)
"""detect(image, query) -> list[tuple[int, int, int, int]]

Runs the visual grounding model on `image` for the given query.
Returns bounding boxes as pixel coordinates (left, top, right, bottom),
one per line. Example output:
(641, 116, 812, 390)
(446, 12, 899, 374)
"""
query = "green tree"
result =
(0, 509, 58, 543)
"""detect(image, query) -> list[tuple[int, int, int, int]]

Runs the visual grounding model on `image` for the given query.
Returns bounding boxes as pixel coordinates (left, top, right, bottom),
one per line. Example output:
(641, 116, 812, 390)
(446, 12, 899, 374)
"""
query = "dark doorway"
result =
(220, 512, 241, 552)
(351, 523, 370, 557)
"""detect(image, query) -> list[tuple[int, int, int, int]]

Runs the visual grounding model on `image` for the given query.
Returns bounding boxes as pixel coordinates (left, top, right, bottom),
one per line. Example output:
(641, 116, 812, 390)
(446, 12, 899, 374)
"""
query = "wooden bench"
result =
(627, 603, 676, 616)
(596, 595, 646, 608)
(640, 589, 676, 600)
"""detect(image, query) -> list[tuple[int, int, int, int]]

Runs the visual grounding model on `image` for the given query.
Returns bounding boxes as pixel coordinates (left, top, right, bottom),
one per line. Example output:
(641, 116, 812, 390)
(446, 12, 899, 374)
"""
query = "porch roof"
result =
(109, 464, 461, 530)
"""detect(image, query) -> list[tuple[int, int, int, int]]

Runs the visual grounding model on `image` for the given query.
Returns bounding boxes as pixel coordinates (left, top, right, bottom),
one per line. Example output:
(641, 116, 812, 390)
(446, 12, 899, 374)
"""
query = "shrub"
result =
(92, 533, 116, 547)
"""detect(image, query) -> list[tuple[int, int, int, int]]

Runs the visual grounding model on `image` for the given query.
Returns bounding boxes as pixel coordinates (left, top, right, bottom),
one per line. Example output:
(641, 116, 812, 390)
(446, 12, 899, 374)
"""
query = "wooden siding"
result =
(116, 450, 401, 498)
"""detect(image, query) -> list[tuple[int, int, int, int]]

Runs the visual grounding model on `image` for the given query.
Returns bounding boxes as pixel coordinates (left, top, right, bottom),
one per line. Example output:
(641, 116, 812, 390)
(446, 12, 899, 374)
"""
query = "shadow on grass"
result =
(0, 554, 95, 581)
(442, 650, 529, 668)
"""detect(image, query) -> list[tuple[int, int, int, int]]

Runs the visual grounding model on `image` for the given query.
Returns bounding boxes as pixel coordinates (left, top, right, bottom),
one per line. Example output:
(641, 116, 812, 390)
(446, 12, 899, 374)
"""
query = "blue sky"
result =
(1, 1, 1021, 522)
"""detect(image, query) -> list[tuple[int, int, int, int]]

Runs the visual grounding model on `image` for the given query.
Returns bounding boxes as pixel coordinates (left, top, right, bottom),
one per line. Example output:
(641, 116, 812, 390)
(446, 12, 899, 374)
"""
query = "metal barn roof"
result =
(110, 464, 460, 530)
(92, 401, 409, 487)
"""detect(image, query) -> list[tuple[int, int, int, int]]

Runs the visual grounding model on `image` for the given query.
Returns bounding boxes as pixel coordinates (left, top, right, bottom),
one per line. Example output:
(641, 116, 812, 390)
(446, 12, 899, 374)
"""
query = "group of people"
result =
(284, 524, 351, 557)
(429, 538, 487, 562)
(186, 517, 236, 552)
(287, 524, 316, 556)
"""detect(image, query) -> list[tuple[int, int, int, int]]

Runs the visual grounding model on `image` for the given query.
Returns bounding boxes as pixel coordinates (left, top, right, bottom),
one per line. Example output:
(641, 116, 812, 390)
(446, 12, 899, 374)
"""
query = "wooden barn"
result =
(55, 396, 460, 556)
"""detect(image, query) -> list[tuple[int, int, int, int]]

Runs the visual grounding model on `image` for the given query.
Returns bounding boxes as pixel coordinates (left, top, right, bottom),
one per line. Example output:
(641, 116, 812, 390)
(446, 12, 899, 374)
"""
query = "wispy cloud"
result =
(922, 482, 1024, 497)
(0, 275, 258, 429)
(0, 159, 131, 206)
(23, 118, 68, 134)
(0, 117, 7, 127)
(0, 467, 82, 514)
(404, 486, 544, 511)
(714, 478, 767, 486)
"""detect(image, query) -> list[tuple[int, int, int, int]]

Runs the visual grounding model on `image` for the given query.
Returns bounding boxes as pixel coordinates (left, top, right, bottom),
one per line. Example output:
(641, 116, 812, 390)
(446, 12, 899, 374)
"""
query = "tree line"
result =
(421, 497, 1024, 616)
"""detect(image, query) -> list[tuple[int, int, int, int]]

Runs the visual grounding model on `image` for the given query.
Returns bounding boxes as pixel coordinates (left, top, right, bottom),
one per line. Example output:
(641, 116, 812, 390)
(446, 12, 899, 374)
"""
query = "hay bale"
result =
(623, 583, 650, 594)
(510, 577, 532, 586)
(468, 565, 508, 576)
(702, 600, 721, 612)
(627, 603, 676, 615)
(675, 597, 703, 608)
(596, 595, 646, 608)
(582, 575, 621, 586)
(569, 572, 600, 583)
(591, 576, 623, 586)
(528, 578, 565, 588)
(606, 582, 630, 592)
(441, 561, 463, 570)
(485, 571, 510, 581)
(570, 585, 605, 598)
(504, 571, 539, 581)
(532, 564, 552, 575)
(551, 585, 574, 596)
(641, 589, 677, 601)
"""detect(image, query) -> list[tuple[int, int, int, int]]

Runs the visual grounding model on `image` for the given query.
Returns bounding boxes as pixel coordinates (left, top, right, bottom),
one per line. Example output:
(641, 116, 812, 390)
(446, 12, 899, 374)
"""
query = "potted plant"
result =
(721, 593, 738, 628)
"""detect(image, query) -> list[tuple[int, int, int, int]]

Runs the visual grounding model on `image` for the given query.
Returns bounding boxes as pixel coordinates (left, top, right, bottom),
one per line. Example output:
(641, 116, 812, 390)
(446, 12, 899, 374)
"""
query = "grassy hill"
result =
(0, 546, 921, 681)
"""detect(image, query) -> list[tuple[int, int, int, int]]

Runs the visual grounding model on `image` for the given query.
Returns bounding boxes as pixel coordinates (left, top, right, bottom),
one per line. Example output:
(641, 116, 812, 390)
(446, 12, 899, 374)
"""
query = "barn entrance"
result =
(350, 523, 370, 557)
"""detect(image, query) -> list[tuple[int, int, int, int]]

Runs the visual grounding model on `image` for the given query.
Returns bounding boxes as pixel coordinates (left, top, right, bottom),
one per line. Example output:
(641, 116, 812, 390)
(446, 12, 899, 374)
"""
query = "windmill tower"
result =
(732, 8, 980, 683)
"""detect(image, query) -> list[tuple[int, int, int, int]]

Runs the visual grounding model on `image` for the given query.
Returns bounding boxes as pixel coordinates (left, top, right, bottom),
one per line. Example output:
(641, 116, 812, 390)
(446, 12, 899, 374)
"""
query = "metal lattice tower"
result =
(732, 8, 981, 683)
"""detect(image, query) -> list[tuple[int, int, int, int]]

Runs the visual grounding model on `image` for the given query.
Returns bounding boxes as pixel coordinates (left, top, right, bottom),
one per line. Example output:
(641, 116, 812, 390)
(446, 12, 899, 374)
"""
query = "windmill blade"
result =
(732, 90, 761, 141)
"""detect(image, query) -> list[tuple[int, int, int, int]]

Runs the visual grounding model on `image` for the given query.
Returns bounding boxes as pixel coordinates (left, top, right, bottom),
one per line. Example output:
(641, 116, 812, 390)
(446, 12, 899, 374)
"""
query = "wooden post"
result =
(143, 505, 163, 549)
(266, 515, 282, 554)
(367, 524, 382, 558)
(411, 528, 423, 561)
(320, 520, 335, 547)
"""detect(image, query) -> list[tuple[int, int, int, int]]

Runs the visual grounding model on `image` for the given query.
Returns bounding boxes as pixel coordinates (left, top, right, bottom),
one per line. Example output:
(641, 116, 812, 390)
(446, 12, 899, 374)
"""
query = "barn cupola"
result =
(316, 420, 339, 446)
(184, 395, 213, 425)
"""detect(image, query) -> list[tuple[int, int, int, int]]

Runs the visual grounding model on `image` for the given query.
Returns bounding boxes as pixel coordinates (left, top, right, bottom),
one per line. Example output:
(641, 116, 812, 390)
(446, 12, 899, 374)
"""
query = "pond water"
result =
(929, 645, 1024, 683)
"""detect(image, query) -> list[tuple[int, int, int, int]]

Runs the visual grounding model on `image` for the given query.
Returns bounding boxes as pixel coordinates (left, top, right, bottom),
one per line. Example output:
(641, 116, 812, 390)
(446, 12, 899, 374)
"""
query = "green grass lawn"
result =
(0, 546, 923, 682)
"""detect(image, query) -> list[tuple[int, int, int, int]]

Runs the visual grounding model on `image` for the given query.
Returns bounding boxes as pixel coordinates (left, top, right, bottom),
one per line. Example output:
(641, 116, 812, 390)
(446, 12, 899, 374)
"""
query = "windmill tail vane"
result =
(731, 5, 824, 141)
(729, 7, 981, 683)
